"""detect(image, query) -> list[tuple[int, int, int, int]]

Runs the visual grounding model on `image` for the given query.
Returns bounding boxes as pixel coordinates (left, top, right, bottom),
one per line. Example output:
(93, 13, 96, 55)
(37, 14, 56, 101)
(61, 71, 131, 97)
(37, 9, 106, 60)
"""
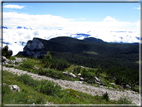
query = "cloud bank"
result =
(2, 12, 140, 55)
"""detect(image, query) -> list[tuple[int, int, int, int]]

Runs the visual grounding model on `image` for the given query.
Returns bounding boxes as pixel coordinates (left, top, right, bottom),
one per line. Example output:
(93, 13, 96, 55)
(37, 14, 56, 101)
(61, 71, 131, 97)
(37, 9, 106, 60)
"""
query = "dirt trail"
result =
(2, 66, 141, 105)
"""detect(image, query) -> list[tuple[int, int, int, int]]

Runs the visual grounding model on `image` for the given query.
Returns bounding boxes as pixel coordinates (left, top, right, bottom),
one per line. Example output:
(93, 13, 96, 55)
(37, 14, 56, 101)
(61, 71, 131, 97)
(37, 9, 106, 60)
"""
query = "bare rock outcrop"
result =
(17, 38, 46, 58)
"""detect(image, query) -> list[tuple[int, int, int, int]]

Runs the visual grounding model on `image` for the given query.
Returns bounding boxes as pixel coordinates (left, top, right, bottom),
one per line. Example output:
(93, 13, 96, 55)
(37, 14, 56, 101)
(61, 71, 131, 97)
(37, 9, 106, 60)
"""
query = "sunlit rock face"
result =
(19, 38, 45, 58)
(24, 38, 44, 51)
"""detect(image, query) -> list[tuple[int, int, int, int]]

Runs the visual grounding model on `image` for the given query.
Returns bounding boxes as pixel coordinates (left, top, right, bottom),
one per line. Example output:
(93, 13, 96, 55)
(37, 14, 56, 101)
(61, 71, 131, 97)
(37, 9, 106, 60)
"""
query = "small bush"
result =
(82, 69, 96, 84)
(5, 64, 14, 68)
(74, 66, 81, 73)
(35, 80, 62, 96)
(2, 45, 13, 58)
(103, 92, 109, 101)
(9, 56, 15, 60)
(50, 59, 70, 71)
(38, 68, 65, 80)
(132, 86, 139, 93)
(20, 60, 34, 69)
(41, 52, 70, 71)
(117, 97, 132, 104)
(17, 74, 39, 87)
(38, 68, 47, 75)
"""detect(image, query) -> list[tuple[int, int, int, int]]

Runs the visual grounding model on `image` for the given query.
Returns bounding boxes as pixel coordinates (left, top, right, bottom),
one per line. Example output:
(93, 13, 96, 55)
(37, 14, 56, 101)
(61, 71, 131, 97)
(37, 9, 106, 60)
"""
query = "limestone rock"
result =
(95, 77, 101, 82)
(17, 38, 46, 58)
(110, 83, 115, 85)
(63, 71, 68, 75)
(2, 56, 7, 62)
(78, 73, 81, 76)
(9, 85, 20, 92)
(34, 65, 39, 70)
(95, 80, 100, 84)
(80, 77, 84, 81)
(69, 72, 77, 78)
(24, 38, 44, 51)
(125, 84, 131, 89)
(100, 83, 106, 86)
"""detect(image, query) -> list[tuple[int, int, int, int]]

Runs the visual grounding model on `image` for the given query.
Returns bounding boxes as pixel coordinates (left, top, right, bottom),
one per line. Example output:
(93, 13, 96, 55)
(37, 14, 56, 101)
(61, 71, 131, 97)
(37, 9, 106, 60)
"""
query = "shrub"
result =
(38, 68, 47, 75)
(117, 97, 132, 104)
(74, 66, 81, 73)
(9, 56, 15, 60)
(50, 59, 70, 71)
(103, 92, 109, 101)
(20, 60, 34, 69)
(36, 80, 61, 96)
(17, 74, 39, 87)
(82, 69, 96, 84)
(38, 69, 64, 79)
(45, 51, 52, 59)
(2, 45, 13, 58)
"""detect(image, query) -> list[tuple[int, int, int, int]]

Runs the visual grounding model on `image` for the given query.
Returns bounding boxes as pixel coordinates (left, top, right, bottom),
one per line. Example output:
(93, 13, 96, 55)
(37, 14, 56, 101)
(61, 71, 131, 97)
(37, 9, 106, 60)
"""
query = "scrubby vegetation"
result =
(13, 52, 140, 93)
(40, 51, 70, 71)
(3, 70, 133, 104)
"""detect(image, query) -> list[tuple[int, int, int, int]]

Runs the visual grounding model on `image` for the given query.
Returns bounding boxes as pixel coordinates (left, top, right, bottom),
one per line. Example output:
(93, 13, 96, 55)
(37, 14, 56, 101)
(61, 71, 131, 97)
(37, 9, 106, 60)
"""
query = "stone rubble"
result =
(1, 65, 141, 105)
(2, 56, 27, 66)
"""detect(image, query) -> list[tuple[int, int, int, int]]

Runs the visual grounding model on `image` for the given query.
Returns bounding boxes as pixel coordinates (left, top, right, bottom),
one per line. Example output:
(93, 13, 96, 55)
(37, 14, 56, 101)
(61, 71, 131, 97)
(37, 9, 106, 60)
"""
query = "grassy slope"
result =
(3, 56, 140, 105)
(6, 56, 139, 91)
(3, 70, 133, 105)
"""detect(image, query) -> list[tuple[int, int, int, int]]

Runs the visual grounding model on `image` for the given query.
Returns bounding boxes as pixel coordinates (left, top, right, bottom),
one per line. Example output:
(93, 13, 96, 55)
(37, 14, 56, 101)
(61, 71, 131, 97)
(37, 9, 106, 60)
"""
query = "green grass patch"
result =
(9, 56, 16, 60)
(83, 51, 98, 55)
(135, 61, 141, 64)
(3, 71, 49, 104)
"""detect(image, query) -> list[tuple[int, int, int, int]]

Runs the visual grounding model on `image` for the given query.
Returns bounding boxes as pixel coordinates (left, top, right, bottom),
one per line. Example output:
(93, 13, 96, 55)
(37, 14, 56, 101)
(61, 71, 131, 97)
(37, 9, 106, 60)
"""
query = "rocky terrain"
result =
(1, 57, 141, 106)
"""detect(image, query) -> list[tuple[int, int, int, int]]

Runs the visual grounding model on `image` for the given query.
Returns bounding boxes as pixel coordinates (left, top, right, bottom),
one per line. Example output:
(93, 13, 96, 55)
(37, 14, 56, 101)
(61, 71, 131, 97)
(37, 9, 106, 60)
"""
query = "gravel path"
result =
(2, 66, 141, 105)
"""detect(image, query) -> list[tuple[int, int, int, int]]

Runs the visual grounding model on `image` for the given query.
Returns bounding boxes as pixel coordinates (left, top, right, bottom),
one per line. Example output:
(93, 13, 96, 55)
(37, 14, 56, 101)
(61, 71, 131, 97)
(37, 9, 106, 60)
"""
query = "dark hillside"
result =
(18, 37, 139, 70)
(84, 37, 105, 43)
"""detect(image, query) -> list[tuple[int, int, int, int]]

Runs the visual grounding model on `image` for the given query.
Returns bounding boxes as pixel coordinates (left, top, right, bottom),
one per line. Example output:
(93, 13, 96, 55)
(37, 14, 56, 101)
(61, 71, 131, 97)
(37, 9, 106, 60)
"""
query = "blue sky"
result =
(3, 3, 139, 22)
(2, 2, 141, 55)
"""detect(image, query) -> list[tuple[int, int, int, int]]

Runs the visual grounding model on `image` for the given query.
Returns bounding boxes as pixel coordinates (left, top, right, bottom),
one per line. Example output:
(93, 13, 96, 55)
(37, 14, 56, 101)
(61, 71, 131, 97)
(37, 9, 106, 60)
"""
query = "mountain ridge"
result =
(17, 36, 139, 70)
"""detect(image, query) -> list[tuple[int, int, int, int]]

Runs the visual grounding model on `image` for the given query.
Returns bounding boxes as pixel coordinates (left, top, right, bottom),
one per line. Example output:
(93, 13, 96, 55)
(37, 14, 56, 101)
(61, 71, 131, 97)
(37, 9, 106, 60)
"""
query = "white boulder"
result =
(2, 56, 7, 62)
(9, 85, 20, 92)
(95, 77, 101, 82)
(63, 71, 68, 75)
(125, 84, 131, 89)
(95, 80, 100, 84)
(80, 77, 84, 81)
(69, 72, 77, 78)
(110, 83, 115, 85)
(78, 73, 81, 76)
(34, 65, 39, 70)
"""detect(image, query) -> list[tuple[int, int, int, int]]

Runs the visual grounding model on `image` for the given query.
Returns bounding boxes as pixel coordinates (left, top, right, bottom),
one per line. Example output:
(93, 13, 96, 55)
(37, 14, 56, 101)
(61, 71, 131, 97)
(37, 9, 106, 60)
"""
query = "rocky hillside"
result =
(2, 64, 141, 105)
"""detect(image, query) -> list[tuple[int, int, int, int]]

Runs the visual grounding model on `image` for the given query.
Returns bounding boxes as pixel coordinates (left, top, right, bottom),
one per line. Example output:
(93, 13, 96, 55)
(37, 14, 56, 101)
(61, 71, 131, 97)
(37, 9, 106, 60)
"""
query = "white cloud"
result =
(137, 7, 141, 9)
(133, 7, 141, 10)
(2, 12, 140, 55)
(77, 36, 85, 40)
(3, 5, 24, 9)
(103, 16, 118, 22)
(3, 12, 137, 32)
(3, 12, 74, 29)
